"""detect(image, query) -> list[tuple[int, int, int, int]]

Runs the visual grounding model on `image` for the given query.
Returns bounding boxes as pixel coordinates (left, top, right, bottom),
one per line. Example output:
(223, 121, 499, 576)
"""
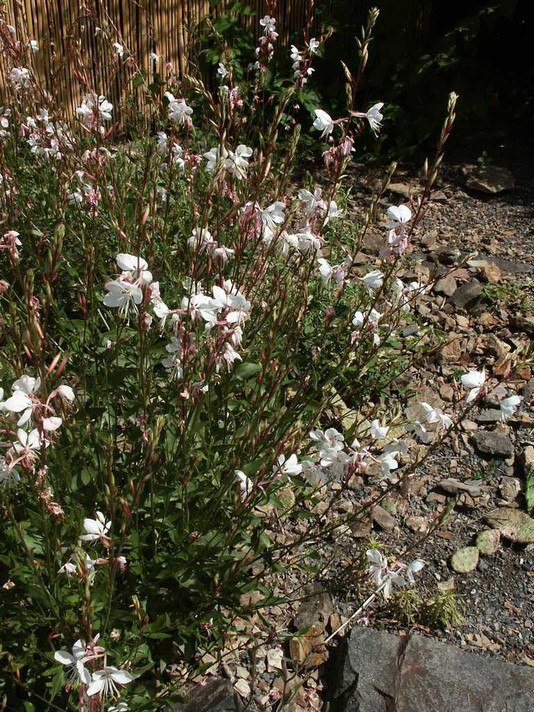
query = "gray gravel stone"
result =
(473, 431, 514, 457)
(171, 678, 238, 712)
(437, 477, 482, 496)
(372, 505, 396, 531)
(449, 279, 483, 308)
(434, 274, 457, 296)
(475, 408, 504, 424)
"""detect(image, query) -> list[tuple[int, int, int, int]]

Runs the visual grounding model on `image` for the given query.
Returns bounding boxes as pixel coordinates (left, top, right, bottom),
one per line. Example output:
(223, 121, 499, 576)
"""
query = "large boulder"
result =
(330, 628, 534, 711)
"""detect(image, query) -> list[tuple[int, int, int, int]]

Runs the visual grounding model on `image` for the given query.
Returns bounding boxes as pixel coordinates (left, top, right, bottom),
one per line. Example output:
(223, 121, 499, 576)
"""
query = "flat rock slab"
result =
(463, 165, 515, 194)
(471, 254, 534, 275)
(331, 629, 534, 711)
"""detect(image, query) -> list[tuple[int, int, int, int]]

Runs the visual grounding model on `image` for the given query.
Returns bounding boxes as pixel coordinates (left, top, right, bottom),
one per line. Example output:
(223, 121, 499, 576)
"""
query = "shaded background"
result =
(311, 0, 533, 162)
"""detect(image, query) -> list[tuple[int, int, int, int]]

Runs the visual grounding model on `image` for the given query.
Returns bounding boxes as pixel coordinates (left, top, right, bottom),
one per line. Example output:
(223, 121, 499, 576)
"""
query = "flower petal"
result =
(83, 518, 101, 535)
(87, 675, 105, 697)
(54, 650, 75, 665)
(110, 669, 134, 685)
(43, 416, 62, 431)
(3, 392, 31, 412)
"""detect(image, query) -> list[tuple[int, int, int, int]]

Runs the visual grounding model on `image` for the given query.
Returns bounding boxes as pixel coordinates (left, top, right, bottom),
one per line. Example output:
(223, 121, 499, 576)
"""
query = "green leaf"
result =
(526, 470, 534, 514)
(133, 71, 147, 89)
(235, 362, 261, 380)
(49, 669, 65, 699)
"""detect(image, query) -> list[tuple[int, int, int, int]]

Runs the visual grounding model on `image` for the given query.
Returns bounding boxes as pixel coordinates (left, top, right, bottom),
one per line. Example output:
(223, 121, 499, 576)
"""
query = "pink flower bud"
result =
(325, 305, 335, 325)
(140, 311, 153, 332)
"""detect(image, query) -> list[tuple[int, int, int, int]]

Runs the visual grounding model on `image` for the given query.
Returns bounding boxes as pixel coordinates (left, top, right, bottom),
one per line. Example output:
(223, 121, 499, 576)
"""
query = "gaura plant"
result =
(0, 5, 522, 710)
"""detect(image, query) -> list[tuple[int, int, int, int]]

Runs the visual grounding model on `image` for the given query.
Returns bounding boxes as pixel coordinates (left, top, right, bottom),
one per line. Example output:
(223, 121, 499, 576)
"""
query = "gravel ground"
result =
(324, 157, 534, 666)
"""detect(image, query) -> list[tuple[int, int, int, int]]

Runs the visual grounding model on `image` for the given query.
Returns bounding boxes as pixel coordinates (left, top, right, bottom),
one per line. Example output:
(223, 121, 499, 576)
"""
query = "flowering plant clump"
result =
(0, 5, 524, 710)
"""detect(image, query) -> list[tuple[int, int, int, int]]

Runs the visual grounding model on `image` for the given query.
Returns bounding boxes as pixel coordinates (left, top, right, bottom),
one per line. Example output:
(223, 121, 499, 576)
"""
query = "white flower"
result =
(113, 42, 124, 57)
(164, 93, 193, 124)
(81, 511, 111, 543)
(366, 549, 388, 587)
(59, 552, 95, 580)
(351, 311, 364, 329)
(116, 253, 148, 273)
(365, 102, 384, 136)
(461, 369, 486, 403)
(312, 109, 334, 138)
(76, 94, 112, 128)
(1, 375, 40, 425)
(261, 201, 285, 236)
(235, 470, 253, 497)
(29, 40, 39, 52)
(410, 420, 429, 444)
(366, 549, 405, 599)
(299, 187, 323, 211)
(500, 395, 522, 420)
(203, 145, 227, 173)
(386, 204, 412, 226)
(13, 428, 44, 457)
(104, 279, 143, 316)
(54, 640, 91, 686)
(381, 450, 399, 476)
(369, 309, 381, 325)
(189, 227, 214, 251)
(290, 45, 300, 67)
(57, 385, 75, 402)
(292, 228, 321, 253)
(87, 666, 134, 698)
(317, 258, 333, 284)
(300, 459, 326, 485)
(162, 336, 183, 379)
(276, 454, 302, 476)
(259, 15, 277, 37)
(362, 270, 384, 290)
(227, 144, 253, 179)
(221, 342, 242, 367)
(183, 293, 217, 328)
(310, 428, 350, 475)
(404, 558, 425, 584)
(307, 38, 320, 53)
(156, 131, 168, 155)
(58, 561, 77, 576)
(217, 63, 228, 78)
(326, 200, 343, 221)
(420, 402, 453, 429)
(370, 419, 389, 439)
(310, 427, 344, 455)
(42, 416, 62, 431)
(10, 67, 30, 88)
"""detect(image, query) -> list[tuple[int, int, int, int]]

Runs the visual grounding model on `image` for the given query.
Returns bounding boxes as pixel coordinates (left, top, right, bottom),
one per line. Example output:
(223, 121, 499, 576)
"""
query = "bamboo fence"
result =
(0, 0, 319, 124)
(0, 0, 431, 127)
